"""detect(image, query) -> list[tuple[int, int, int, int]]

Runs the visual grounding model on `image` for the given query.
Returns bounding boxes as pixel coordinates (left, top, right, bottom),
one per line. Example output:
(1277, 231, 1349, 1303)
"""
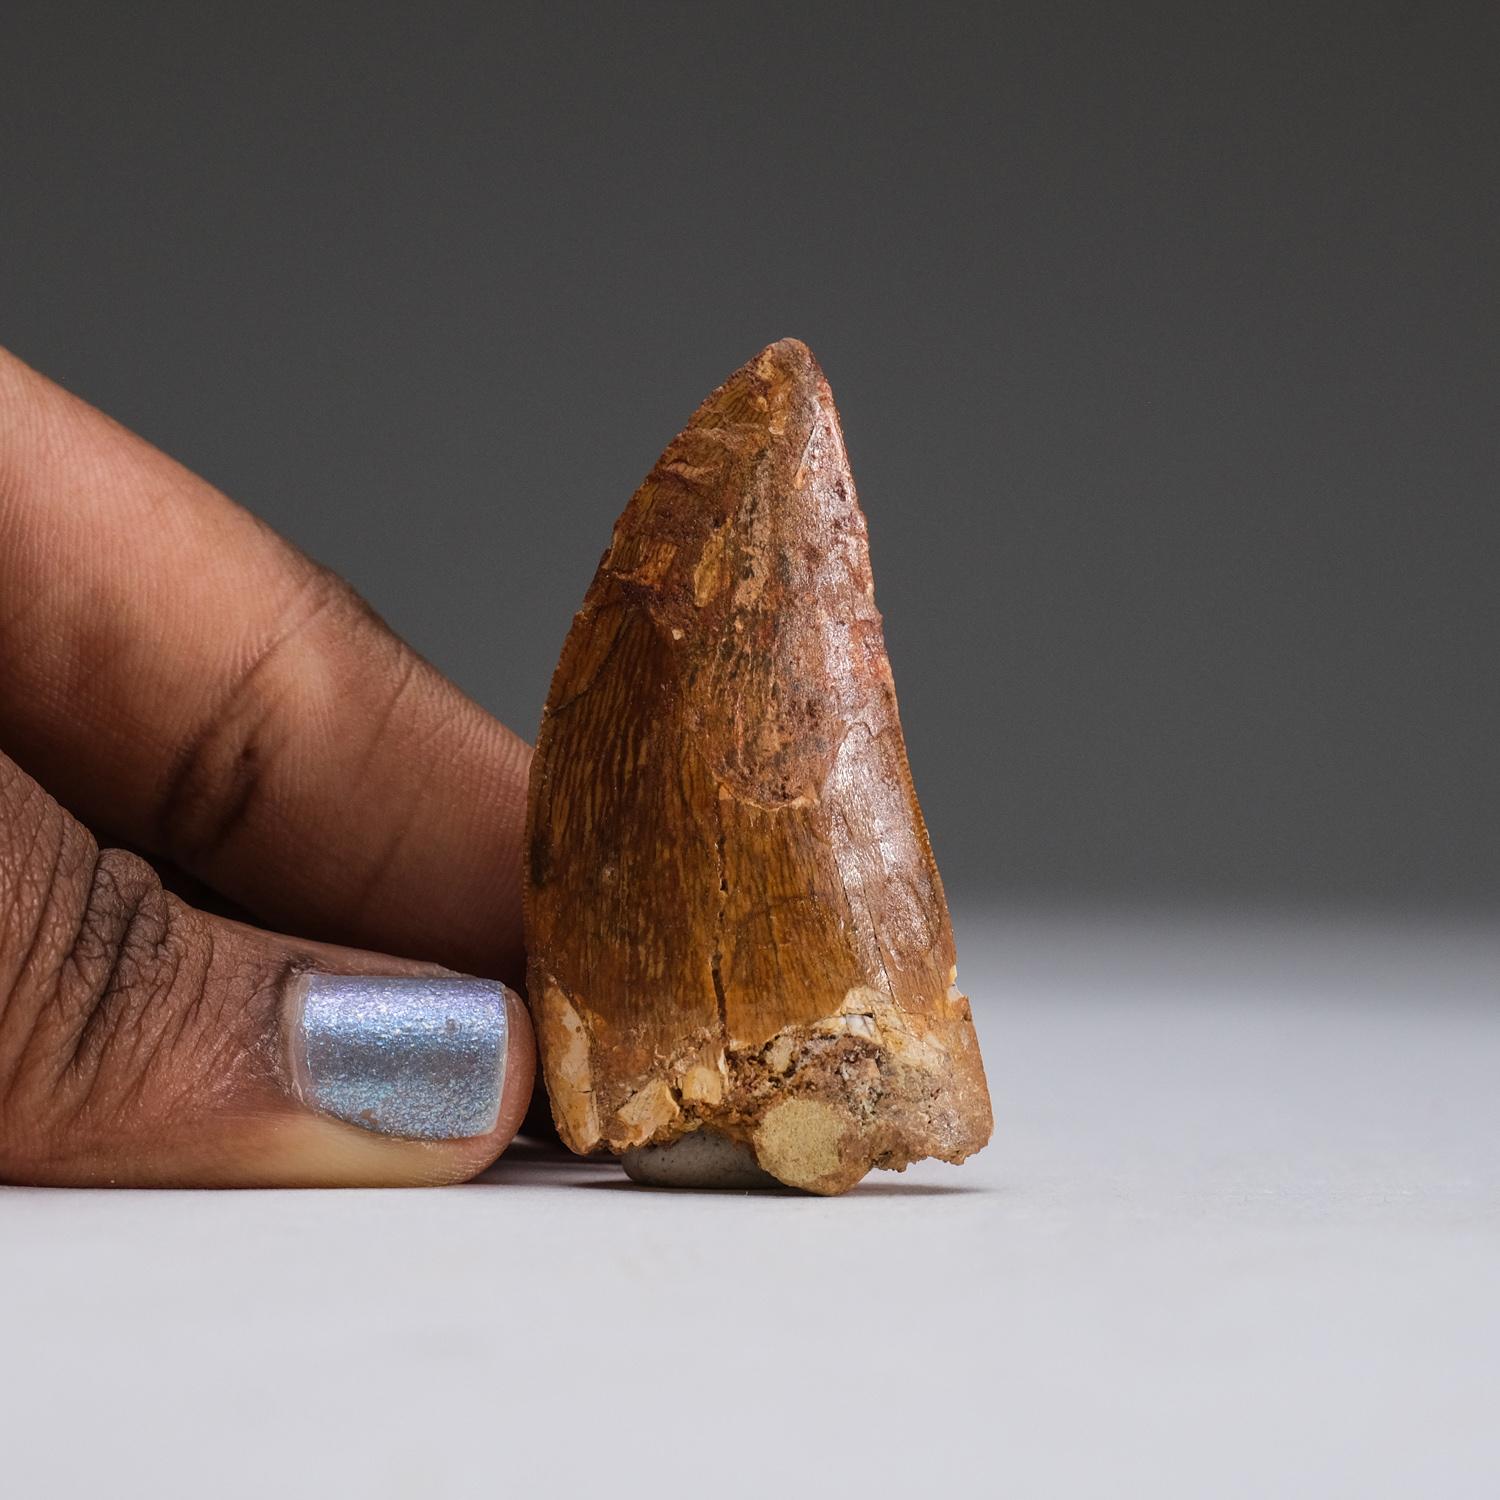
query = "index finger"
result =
(0, 346, 530, 982)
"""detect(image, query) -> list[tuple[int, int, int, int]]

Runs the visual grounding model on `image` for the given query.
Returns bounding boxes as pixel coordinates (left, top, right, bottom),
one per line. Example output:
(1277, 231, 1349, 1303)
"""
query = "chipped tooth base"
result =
(536, 976, 990, 1195)
(622, 1131, 783, 1190)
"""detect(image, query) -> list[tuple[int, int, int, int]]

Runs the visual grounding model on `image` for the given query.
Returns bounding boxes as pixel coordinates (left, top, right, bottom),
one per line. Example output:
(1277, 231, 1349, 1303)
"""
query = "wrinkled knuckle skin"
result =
(0, 763, 84, 1100)
(58, 848, 210, 1106)
(0, 781, 276, 1182)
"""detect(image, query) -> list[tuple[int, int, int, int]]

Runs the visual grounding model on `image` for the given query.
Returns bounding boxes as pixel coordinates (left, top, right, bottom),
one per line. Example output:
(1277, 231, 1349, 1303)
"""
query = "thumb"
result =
(0, 753, 533, 1187)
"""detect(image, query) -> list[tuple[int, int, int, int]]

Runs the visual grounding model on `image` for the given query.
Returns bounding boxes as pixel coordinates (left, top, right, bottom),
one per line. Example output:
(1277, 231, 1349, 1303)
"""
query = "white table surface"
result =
(3, 907, 1496, 1498)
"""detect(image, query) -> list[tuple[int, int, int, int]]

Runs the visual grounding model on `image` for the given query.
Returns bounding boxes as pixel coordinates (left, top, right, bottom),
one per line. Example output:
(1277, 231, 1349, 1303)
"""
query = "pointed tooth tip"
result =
(732, 336, 837, 418)
(759, 334, 816, 363)
(687, 338, 837, 438)
(752, 335, 824, 383)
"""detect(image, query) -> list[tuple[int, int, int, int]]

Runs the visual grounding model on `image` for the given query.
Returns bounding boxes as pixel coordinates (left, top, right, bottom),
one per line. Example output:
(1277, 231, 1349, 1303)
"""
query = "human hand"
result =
(0, 347, 536, 1186)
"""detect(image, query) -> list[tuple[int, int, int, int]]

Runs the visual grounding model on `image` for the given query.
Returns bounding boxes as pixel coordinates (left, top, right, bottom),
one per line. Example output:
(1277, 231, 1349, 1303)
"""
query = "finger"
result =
(0, 346, 529, 981)
(0, 749, 534, 1186)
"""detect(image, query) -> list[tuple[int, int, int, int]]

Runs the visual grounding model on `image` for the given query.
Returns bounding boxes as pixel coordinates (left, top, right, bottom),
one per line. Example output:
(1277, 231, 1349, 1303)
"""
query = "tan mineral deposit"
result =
(523, 338, 993, 1194)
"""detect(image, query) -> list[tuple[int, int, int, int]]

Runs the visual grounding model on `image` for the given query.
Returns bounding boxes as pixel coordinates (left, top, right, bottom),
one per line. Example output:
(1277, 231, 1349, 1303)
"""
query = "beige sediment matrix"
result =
(524, 338, 992, 1194)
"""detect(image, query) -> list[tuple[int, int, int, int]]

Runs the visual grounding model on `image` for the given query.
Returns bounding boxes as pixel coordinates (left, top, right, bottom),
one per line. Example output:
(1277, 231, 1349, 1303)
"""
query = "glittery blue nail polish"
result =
(289, 974, 510, 1140)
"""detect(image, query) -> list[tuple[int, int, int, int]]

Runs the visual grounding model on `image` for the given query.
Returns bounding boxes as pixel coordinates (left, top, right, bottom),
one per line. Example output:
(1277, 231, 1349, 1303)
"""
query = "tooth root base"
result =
(536, 975, 990, 1195)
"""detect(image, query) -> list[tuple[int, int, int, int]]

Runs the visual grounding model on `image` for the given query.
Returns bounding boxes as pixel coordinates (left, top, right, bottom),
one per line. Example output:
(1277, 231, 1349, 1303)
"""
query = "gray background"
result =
(4, 1, 1496, 912)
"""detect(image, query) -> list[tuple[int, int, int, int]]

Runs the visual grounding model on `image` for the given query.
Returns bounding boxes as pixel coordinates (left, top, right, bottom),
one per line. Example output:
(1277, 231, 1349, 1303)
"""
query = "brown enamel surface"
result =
(524, 338, 992, 1193)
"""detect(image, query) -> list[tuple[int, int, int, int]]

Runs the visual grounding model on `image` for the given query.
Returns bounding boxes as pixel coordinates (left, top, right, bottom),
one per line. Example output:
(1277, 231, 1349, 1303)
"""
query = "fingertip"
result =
(491, 985, 537, 1156)
(266, 970, 537, 1186)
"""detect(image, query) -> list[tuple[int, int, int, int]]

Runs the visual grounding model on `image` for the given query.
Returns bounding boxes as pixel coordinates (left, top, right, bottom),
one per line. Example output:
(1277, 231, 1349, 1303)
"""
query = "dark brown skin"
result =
(526, 339, 992, 1193)
(0, 345, 535, 1187)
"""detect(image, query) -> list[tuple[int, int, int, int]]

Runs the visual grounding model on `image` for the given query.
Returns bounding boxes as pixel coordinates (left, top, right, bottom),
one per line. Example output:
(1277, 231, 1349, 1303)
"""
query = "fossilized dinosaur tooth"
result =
(524, 338, 992, 1194)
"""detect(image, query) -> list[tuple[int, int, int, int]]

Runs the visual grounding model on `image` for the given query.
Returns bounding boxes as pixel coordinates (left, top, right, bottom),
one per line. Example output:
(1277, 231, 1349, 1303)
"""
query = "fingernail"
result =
(287, 974, 510, 1140)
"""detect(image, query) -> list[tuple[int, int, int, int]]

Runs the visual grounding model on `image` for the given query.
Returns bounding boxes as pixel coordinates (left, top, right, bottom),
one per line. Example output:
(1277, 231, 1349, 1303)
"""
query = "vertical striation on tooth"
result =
(524, 338, 993, 1194)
